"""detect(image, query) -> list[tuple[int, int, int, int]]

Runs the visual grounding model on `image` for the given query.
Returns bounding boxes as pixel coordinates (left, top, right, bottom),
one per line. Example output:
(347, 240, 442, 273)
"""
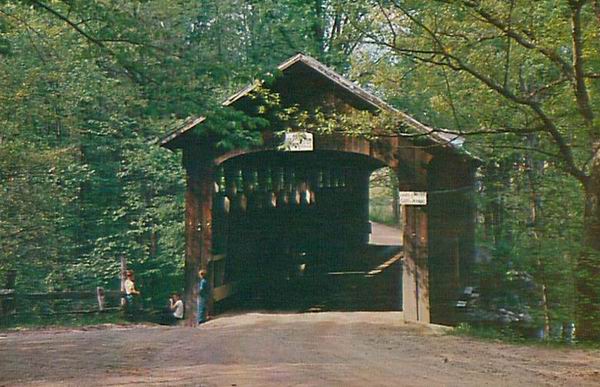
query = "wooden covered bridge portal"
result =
(160, 54, 478, 325)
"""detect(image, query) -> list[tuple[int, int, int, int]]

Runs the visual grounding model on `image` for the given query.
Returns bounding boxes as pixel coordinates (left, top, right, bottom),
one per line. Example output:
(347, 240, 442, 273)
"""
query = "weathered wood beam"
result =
(183, 147, 215, 326)
(396, 167, 431, 323)
(426, 155, 478, 324)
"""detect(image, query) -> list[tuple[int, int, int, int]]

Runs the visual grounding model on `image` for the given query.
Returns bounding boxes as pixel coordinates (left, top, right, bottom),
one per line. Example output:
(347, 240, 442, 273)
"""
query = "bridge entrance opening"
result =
(369, 166, 403, 246)
(211, 150, 402, 313)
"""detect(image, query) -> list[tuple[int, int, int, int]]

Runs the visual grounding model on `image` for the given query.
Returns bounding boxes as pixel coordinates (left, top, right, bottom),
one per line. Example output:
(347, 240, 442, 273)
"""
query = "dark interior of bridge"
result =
(210, 150, 403, 313)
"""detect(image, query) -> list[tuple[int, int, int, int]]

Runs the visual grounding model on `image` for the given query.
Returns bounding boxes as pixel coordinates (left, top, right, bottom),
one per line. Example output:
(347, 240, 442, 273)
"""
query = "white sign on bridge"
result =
(284, 132, 313, 151)
(399, 191, 427, 206)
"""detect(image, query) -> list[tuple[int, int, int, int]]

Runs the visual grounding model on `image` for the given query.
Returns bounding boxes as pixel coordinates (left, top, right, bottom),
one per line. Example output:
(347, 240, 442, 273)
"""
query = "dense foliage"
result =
(341, 0, 600, 339)
(1, 0, 599, 340)
(0, 0, 346, 307)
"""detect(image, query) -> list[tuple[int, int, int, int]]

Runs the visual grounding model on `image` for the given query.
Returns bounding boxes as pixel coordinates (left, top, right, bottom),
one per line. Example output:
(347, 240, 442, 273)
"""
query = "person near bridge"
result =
(164, 293, 184, 325)
(198, 270, 210, 325)
(124, 270, 140, 314)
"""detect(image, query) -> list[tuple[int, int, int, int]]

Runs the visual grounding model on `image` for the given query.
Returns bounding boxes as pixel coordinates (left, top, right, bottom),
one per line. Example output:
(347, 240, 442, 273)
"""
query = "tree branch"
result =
(370, 2, 588, 184)
(503, 0, 515, 89)
(569, 0, 595, 124)
(28, 0, 106, 49)
(458, 0, 575, 79)
(27, 0, 155, 84)
(97, 38, 182, 58)
(481, 144, 561, 159)
(389, 125, 547, 138)
(528, 77, 569, 98)
(0, 9, 50, 63)
(376, 0, 398, 47)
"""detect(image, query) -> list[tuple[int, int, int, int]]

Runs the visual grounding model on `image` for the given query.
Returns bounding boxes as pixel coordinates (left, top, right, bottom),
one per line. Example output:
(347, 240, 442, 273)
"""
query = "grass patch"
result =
(451, 323, 600, 349)
(452, 322, 526, 342)
(369, 206, 401, 228)
(0, 311, 128, 331)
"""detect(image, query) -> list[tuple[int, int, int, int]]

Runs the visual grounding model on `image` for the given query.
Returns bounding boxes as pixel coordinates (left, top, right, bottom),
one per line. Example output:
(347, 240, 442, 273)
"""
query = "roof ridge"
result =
(159, 53, 464, 150)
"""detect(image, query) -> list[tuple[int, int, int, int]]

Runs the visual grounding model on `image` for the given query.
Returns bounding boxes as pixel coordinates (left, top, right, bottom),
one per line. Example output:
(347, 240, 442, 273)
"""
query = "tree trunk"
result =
(313, 0, 325, 56)
(525, 134, 551, 338)
(576, 150, 600, 340)
(149, 229, 158, 259)
(392, 185, 400, 225)
(533, 228, 552, 340)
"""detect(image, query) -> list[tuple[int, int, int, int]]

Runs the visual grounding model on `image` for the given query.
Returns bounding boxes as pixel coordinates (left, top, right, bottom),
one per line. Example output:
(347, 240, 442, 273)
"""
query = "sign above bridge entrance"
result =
(284, 132, 313, 151)
(399, 191, 427, 206)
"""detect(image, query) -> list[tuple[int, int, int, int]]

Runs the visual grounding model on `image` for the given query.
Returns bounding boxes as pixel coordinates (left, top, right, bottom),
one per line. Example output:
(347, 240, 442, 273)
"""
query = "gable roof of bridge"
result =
(159, 53, 464, 151)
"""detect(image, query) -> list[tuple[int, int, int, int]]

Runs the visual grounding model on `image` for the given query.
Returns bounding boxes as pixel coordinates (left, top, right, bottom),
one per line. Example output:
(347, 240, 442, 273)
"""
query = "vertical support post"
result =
(4, 270, 16, 289)
(2, 270, 17, 316)
(120, 256, 127, 308)
(183, 149, 214, 326)
(416, 207, 430, 322)
(395, 150, 431, 324)
(402, 205, 430, 323)
(392, 185, 400, 225)
(427, 156, 478, 324)
(359, 169, 371, 246)
(96, 287, 105, 311)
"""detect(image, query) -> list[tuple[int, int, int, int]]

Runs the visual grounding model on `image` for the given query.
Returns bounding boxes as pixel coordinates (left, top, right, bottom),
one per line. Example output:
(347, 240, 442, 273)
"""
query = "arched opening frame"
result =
(180, 132, 477, 325)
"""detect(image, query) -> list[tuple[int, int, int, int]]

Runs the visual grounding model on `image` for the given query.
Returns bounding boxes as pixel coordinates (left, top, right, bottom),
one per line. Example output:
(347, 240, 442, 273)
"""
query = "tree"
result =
(0, 0, 359, 322)
(342, 0, 600, 339)
(0, 0, 220, 299)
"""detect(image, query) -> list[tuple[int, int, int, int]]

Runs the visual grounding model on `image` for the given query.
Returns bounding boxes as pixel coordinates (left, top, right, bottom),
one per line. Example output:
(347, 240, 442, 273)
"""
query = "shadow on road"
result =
(222, 244, 403, 315)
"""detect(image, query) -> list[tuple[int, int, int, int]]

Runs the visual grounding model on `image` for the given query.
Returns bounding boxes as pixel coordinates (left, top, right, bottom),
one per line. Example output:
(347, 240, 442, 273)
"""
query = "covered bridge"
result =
(160, 53, 479, 325)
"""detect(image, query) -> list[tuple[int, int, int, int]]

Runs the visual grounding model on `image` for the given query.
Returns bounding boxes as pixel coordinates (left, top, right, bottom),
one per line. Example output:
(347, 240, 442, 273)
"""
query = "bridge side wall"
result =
(396, 152, 477, 325)
(427, 156, 477, 325)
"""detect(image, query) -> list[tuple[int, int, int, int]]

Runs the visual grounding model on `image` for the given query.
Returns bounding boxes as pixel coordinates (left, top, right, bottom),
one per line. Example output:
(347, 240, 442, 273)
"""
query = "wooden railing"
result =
(0, 287, 122, 319)
(210, 254, 238, 302)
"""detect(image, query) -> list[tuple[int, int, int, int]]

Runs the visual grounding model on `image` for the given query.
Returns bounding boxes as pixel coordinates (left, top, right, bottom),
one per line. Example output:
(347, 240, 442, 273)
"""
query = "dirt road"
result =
(369, 222, 402, 246)
(1, 312, 599, 386)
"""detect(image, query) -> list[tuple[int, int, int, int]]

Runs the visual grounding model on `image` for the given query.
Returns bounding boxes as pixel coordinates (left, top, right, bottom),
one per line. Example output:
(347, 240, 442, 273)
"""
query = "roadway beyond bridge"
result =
(1, 313, 599, 386)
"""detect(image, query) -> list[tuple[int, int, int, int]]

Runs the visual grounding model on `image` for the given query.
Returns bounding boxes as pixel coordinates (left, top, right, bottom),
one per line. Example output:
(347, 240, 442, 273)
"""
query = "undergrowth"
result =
(451, 323, 600, 349)
(0, 312, 128, 331)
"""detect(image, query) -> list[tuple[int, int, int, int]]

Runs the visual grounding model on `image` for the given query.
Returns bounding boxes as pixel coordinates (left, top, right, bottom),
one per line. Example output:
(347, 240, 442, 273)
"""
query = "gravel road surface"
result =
(1, 312, 600, 386)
